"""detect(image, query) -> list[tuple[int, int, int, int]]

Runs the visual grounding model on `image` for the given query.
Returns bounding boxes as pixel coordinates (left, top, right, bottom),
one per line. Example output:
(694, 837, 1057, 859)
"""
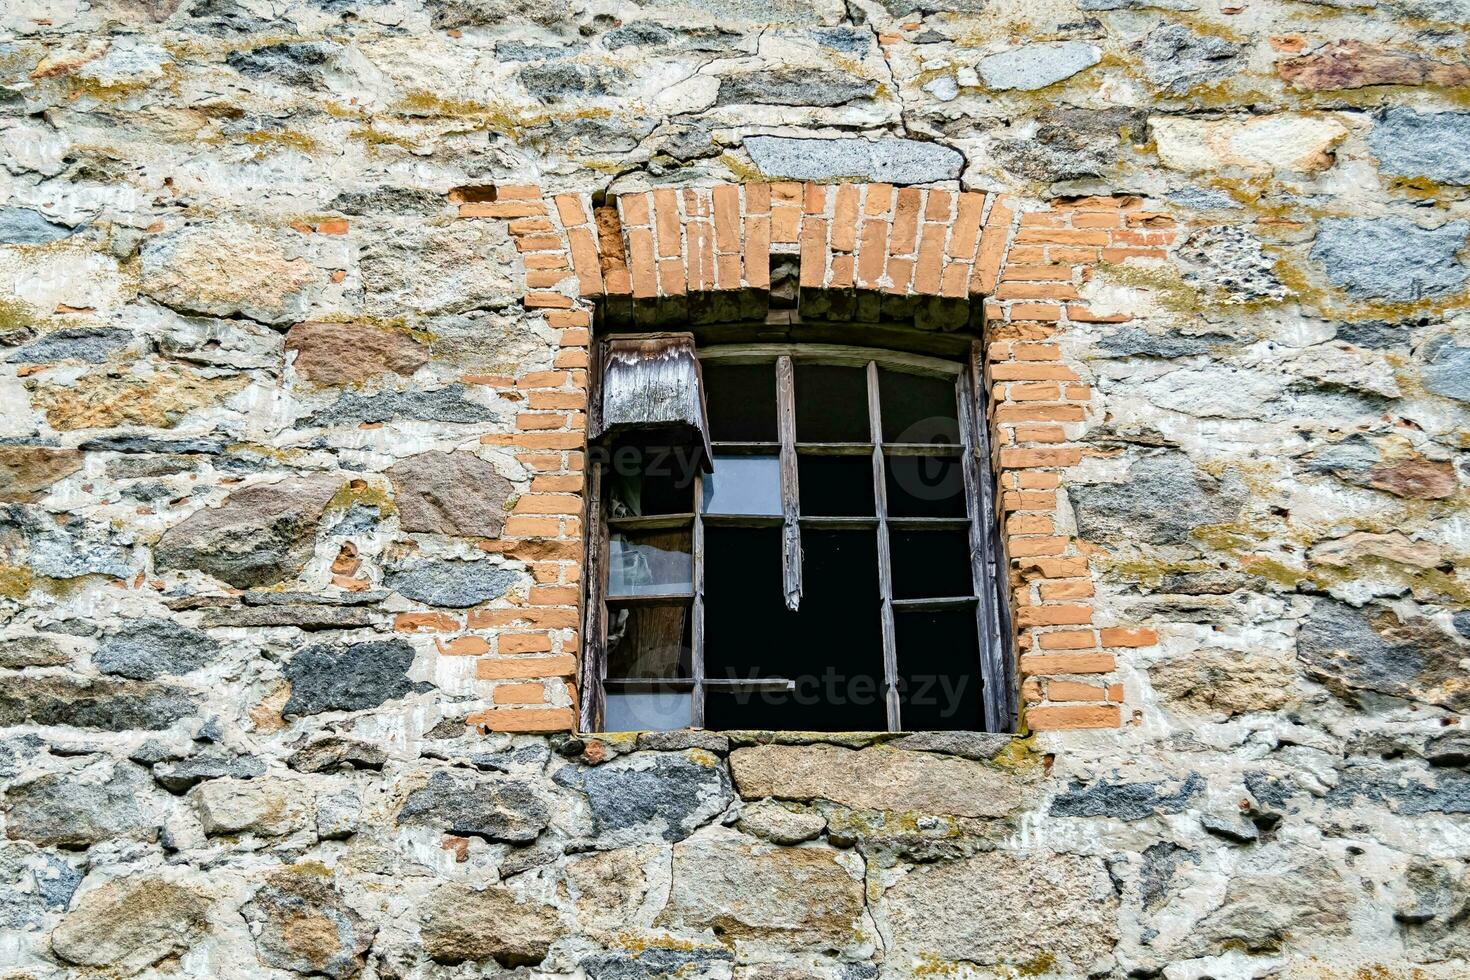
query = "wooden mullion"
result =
(867, 359, 901, 732)
(691, 472, 706, 728)
(579, 340, 608, 731)
(776, 356, 802, 611)
(961, 342, 1014, 732)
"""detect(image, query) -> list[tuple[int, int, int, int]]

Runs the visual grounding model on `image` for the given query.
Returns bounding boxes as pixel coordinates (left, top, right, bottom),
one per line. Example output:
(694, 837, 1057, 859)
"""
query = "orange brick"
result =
(517, 413, 568, 431)
(924, 189, 952, 221)
(554, 348, 589, 369)
(1047, 680, 1108, 701)
(523, 253, 570, 270)
(999, 447, 1083, 468)
(467, 706, 576, 733)
(560, 327, 591, 347)
(531, 474, 584, 493)
(746, 182, 772, 214)
(1100, 627, 1159, 648)
(1007, 303, 1063, 322)
(394, 612, 460, 633)
(503, 516, 562, 537)
(494, 184, 544, 201)
(1035, 630, 1098, 651)
(460, 201, 546, 218)
(508, 217, 555, 235)
(1014, 228, 1110, 246)
(1003, 382, 1062, 401)
(528, 390, 587, 410)
(713, 184, 741, 253)
(628, 226, 657, 299)
(1013, 343, 1062, 361)
(1003, 490, 1058, 512)
(1015, 604, 1093, 627)
(832, 184, 860, 252)
(1007, 537, 1068, 558)
(435, 635, 490, 656)
(1014, 424, 1067, 443)
(1017, 471, 1061, 489)
(1040, 579, 1094, 601)
(554, 194, 589, 227)
(994, 404, 1086, 423)
(1071, 212, 1123, 229)
(500, 633, 554, 654)
(1020, 652, 1114, 674)
(1016, 556, 1091, 579)
(475, 654, 577, 679)
(1026, 704, 1120, 730)
(890, 187, 922, 254)
(745, 212, 771, 289)
(1001, 263, 1073, 282)
(990, 363, 1079, 382)
(971, 195, 1016, 294)
(468, 607, 579, 629)
(912, 222, 946, 295)
(316, 218, 349, 235)
(513, 234, 564, 252)
(948, 191, 985, 259)
(803, 182, 826, 214)
(493, 682, 547, 705)
(864, 183, 894, 216)
(1007, 513, 1055, 535)
(530, 585, 578, 605)
(512, 494, 580, 515)
(480, 432, 584, 450)
(994, 282, 1080, 301)
(545, 309, 590, 328)
(653, 188, 681, 259)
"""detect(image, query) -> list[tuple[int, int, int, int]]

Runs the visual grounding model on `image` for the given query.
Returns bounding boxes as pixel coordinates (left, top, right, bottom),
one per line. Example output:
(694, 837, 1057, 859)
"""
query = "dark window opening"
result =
(584, 344, 1013, 734)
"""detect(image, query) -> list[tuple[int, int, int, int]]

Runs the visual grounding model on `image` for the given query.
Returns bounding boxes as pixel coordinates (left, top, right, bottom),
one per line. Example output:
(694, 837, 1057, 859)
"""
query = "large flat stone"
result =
(141, 224, 321, 324)
(659, 831, 867, 951)
(881, 851, 1118, 974)
(1152, 113, 1347, 174)
(1311, 217, 1470, 301)
(1370, 108, 1470, 184)
(554, 749, 733, 845)
(0, 676, 200, 731)
(1298, 599, 1469, 711)
(4, 763, 160, 849)
(284, 640, 432, 717)
(0, 446, 82, 503)
(285, 321, 429, 385)
(728, 743, 1033, 818)
(154, 475, 342, 588)
(242, 866, 376, 979)
(386, 452, 514, 537)
(420, 884, 564, 966)
(743, 136, 963, 184)
(50, 877, 212, 972)
(978, 42, 1100, 91)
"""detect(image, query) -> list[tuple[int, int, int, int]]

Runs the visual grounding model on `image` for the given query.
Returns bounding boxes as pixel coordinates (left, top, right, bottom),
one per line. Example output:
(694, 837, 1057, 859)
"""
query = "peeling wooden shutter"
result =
(593, 333, 712, 470)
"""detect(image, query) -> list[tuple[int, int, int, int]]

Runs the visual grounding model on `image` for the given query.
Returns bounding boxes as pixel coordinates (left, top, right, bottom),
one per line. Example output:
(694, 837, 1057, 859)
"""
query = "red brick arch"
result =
(452, 180, 1177, 734)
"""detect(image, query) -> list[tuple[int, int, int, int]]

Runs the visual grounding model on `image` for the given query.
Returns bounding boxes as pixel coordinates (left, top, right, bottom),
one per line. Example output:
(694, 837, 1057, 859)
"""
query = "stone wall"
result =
(1, 0, 1468, 978)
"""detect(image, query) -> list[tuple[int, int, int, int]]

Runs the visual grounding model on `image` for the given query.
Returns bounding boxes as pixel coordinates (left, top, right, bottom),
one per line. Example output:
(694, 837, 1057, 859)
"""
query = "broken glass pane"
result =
(608, 529, 693, 597)
(604, 690, 692, 732)
(879, 368, 960, 445)
(701, 455, 781, 516)
(606, 603, 693, 679)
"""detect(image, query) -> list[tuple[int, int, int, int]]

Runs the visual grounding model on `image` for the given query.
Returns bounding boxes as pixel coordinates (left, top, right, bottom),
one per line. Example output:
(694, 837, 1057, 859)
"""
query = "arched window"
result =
(582, 338, 1014, 734)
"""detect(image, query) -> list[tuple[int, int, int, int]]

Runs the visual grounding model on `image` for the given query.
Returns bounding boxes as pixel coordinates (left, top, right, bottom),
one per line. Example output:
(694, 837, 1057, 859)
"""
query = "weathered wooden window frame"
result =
(581, 341, 1015, 734)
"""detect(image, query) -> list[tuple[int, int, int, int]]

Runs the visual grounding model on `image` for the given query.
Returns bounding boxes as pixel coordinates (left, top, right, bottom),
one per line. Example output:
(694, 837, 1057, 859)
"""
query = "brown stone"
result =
(1279, 41, 1470, 92)
(420, 884, 564, 966)
(659, 831, 867, 952)
(1366, 457, 1459, 499)
(728, 743, 1035, 818)
(387, 451, 515, 537)
(285, 321, 429, 385)
(30, 367, 249, 431)
(0, 446, 83, 502)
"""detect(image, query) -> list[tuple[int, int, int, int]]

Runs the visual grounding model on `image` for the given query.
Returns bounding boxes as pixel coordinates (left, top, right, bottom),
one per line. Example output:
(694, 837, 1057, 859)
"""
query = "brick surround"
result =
(451, 182, 1180, 734)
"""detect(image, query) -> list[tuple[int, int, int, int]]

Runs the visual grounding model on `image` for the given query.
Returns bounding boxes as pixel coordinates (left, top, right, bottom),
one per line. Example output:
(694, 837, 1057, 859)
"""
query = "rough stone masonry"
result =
(0, 0, 1468, 978)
